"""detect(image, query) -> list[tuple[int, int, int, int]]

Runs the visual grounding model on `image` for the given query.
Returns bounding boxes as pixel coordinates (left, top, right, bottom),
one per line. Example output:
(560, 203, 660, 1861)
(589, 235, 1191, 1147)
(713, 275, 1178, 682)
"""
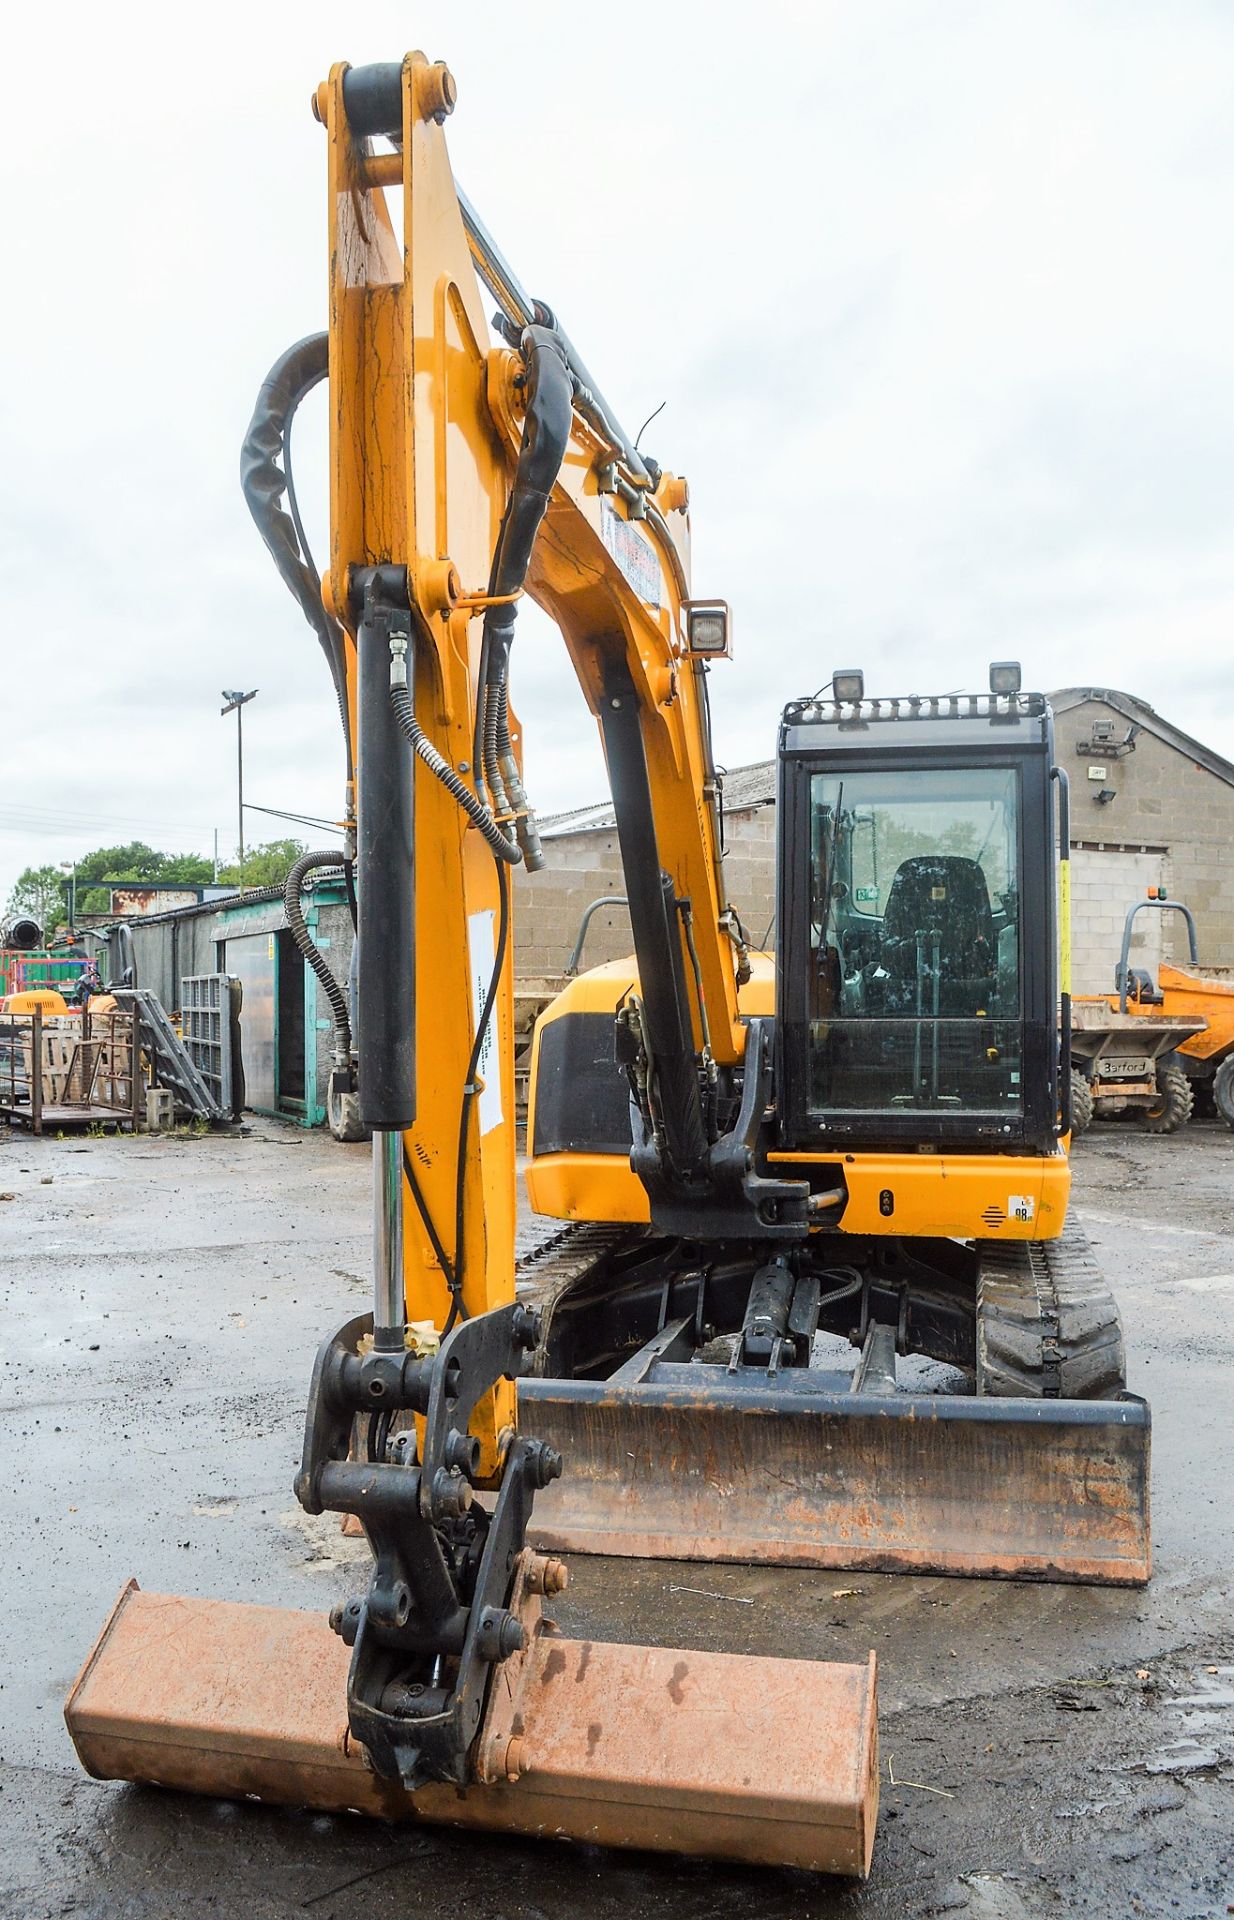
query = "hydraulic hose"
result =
(241, 334, 353, 782)
(388, 645, 520, 866)
(284, 851, 353, 1063)
(478, 324, 575, 870)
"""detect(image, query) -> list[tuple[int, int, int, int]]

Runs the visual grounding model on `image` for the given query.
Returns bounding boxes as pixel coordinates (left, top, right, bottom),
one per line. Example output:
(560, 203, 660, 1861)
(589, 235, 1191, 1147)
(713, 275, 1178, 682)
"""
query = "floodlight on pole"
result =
(220, 689, 258, 891)
(59, 858, 76, 933)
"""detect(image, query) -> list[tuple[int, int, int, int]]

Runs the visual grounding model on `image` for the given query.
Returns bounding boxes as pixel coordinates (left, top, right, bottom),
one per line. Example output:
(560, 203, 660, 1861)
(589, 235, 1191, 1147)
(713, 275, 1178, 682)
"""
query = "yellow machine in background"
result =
(1106, 892, 1234, 1127)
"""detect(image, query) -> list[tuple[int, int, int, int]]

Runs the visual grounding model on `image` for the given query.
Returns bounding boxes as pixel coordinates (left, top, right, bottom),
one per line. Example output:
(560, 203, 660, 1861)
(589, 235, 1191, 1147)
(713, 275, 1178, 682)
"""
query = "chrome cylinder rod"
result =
(372, 1129, 405, 1352)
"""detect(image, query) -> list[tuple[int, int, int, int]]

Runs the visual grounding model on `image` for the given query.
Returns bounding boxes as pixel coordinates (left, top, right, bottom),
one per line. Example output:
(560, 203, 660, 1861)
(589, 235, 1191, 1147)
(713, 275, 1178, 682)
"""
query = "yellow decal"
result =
(1059, 859, 1072, 996)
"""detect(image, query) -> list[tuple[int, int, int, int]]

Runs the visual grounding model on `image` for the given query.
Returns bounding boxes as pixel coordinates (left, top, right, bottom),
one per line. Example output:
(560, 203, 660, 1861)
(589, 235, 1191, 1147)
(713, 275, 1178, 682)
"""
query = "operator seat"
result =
(874, 855, 995, 1015)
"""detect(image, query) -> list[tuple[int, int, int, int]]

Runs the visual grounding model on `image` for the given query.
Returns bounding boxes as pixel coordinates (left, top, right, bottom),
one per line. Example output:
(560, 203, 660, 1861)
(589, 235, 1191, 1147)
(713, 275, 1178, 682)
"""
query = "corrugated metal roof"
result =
(94, 870, 348, 930)
(718, 762, 778, 809)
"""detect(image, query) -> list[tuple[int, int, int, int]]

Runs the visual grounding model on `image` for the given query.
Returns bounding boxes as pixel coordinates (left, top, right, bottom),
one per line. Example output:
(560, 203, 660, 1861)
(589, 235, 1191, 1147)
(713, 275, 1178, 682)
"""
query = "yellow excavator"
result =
(65, 50, 1149, 1880)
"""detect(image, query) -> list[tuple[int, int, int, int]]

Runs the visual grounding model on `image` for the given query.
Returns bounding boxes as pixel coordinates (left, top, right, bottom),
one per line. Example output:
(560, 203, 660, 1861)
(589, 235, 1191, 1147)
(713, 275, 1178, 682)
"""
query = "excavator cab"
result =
(776, 690, 1057, 1150)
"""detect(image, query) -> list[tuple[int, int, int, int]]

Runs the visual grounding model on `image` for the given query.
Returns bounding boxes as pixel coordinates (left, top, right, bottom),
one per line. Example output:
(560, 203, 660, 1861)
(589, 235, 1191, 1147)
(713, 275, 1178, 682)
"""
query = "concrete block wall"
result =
(511, 806, 779, 976)
(1069, 847, 1168, 995)
(309, 899, 354, 1102)
(512, 830, 627, 977)
(1061, 696, 1234, 974)
(720, 808, 777, 949)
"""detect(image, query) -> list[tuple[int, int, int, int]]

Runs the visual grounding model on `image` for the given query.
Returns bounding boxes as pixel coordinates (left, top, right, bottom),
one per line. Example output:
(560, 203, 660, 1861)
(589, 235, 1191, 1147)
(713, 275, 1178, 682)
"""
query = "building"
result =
(515, 688, 1234, 997)
(513, 762, 779, 978)
(1050, 688, 1234, 992)
(75, 881, 240, 929)
(108, 872, 352, 1128)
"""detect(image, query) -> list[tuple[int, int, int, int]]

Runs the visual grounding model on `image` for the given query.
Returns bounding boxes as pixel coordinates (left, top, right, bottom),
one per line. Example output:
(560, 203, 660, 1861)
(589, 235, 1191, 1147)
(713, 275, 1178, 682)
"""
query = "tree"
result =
(160, 851, 216, 885)
(73, 842, 211, 888)
(9, 842, 220, 925)
(74, 841, 166, 886)
(6, 865, 65, 930)
(216, 838, 308, 889)
(7, 836, 312, 930)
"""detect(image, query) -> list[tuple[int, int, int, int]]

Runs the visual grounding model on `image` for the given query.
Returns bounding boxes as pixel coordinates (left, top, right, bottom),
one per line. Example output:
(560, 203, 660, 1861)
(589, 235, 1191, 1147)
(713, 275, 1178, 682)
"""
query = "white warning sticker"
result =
(1007, 1195, 1035, 1223)
(467, 908, 504, 1137)
(601, 498, 661, 607)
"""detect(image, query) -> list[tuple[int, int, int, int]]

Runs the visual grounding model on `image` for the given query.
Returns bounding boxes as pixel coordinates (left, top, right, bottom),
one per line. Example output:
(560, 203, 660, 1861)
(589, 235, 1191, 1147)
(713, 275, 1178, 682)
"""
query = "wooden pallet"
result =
(0, 1006, 142, 1136)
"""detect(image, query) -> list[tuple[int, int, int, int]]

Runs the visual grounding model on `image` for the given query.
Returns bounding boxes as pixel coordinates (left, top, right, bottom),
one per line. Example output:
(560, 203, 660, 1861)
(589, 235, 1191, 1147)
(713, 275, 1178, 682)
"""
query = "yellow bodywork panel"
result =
(2, 989, 69, 1015)
(766, 1151, 1069, 1240)
(526, 956, 1070, 1241)
(526, 1152, 653, 1227)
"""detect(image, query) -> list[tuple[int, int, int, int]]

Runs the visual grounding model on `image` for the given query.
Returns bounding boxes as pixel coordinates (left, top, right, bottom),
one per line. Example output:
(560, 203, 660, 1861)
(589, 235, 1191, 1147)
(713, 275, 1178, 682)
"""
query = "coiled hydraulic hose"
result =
(284, 850, 353, 1061)
(388, 646, 521, 865)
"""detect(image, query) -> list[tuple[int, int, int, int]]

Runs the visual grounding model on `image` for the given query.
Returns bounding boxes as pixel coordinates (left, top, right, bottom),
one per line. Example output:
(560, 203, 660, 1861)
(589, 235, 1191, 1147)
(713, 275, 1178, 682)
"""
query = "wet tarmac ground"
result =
(0, 1117, 1231, 1918)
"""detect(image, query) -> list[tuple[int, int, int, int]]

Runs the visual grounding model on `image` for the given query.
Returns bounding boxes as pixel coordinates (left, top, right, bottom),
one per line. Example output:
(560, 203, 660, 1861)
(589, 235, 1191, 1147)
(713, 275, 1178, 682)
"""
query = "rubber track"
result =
(515, 1221, 638, 1308)
(976, 1218, 1126, 1400)
(515, 1222, 650, 1378)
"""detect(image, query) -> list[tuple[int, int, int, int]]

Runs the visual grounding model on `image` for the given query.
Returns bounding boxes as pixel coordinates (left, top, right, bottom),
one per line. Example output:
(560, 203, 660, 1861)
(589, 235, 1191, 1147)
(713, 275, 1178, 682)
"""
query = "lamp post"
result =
(220, 689, 258, 892)
(59, 858, 76, 934)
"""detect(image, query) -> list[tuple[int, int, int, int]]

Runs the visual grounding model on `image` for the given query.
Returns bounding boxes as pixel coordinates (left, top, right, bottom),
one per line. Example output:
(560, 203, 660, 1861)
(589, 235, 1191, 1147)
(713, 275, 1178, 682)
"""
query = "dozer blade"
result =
(66, 1581, 879, 1877)
(521, 1377, 1151, 1586)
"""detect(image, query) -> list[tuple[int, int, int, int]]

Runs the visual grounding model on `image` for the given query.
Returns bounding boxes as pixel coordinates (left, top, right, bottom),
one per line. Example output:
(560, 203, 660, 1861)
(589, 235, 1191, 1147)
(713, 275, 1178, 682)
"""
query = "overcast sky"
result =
(3, 1, 1232, 908)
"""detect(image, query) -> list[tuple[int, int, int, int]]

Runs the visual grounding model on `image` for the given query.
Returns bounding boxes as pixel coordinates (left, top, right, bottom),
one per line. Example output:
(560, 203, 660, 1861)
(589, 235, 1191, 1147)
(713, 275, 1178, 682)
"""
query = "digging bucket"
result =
(66, 1581, 879, 1877)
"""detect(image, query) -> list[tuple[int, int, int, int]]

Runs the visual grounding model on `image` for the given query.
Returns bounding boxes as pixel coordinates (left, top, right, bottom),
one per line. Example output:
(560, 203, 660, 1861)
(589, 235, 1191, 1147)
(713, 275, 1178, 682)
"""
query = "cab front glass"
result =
(805, 766, 1022, 1117)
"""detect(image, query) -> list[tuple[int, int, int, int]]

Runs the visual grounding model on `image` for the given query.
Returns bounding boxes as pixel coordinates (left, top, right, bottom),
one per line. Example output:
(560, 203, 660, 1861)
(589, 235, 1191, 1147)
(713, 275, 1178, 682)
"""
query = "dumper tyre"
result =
(1069, 1072, 1094, 1134)
(329, 1086, 370, 1143)
(1212, 1056, 1234, 1131)
(1140, 1065, 1193, 1135)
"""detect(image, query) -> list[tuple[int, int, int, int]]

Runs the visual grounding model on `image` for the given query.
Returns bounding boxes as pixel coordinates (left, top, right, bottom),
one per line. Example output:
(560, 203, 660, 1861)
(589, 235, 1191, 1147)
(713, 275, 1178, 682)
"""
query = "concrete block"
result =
(146, 1088, 174, 1133)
